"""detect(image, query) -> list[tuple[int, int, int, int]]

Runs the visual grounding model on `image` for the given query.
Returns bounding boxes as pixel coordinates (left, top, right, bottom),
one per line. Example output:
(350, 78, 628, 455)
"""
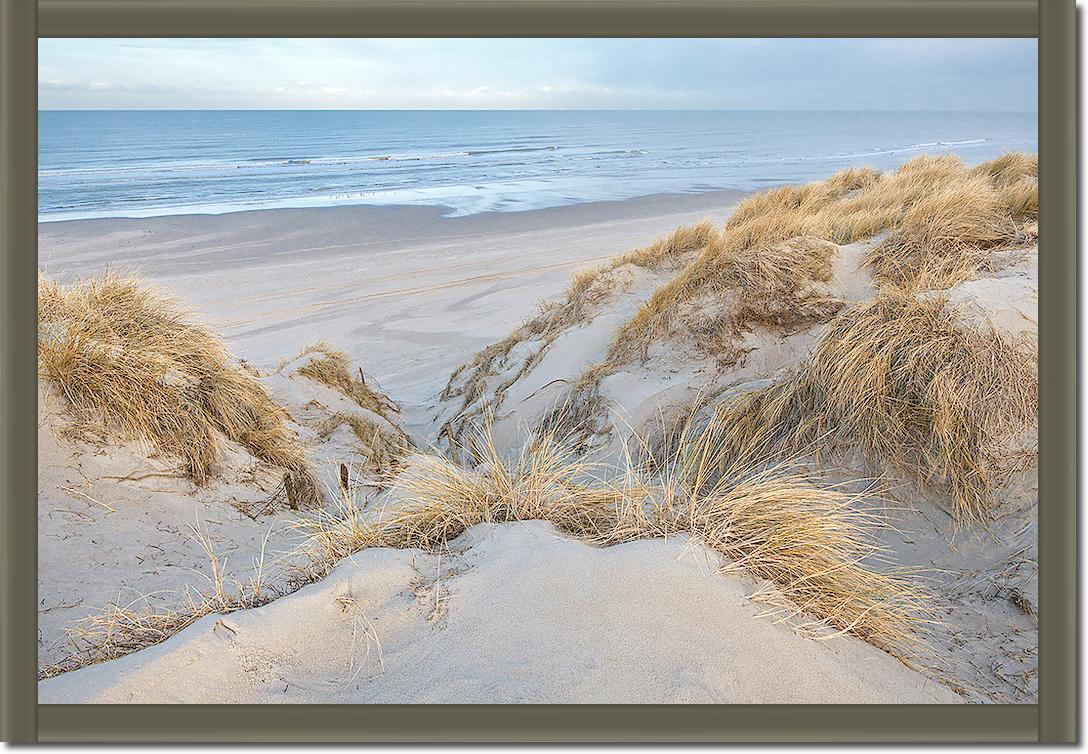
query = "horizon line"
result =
(38, 106, 1040, 114)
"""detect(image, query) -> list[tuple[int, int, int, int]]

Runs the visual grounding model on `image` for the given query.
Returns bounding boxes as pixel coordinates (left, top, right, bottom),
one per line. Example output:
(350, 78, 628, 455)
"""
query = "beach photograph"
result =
(36, 38, 1038, 704)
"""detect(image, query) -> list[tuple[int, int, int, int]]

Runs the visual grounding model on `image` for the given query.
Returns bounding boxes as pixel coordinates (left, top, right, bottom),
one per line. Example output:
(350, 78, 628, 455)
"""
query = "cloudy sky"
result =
(38, 38, 1037, 111)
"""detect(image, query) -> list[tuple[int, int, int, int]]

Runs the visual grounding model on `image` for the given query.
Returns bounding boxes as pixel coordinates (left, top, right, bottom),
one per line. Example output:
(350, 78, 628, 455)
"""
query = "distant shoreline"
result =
(36, 187, 749, 226)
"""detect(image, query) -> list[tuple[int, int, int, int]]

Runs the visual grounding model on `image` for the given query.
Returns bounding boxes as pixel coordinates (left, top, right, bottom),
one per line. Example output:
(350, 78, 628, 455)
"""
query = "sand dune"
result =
(38, 522, 959, 704)
(37, 160, 1038, 704)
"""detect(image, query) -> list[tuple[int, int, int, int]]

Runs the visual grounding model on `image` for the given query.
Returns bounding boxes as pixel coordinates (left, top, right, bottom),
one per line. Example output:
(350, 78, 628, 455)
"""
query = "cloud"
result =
(37, 38, 1037, 111)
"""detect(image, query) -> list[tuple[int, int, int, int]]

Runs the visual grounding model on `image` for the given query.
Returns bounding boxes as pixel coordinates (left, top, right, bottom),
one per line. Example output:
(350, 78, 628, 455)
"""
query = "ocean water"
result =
(38, 110, 1037, 222)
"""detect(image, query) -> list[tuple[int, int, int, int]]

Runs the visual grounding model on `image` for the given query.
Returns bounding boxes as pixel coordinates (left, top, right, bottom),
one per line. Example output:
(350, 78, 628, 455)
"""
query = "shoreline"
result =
(37, 187, 746, 233)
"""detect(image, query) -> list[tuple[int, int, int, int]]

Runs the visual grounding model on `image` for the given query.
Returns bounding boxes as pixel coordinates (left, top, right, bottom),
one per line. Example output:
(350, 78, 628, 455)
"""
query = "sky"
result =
(38, 38, 1037, 111)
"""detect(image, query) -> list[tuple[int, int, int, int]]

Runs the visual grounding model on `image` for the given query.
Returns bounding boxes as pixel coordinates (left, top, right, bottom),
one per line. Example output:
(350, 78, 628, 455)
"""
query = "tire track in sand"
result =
(214, 253, 616, 330)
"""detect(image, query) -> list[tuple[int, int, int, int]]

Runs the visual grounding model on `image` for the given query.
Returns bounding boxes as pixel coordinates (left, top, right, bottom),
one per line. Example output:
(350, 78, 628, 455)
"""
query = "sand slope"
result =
(39, 521, 959, 704)
(37, 344, 404, 672)
(428, 206, 1038, 702)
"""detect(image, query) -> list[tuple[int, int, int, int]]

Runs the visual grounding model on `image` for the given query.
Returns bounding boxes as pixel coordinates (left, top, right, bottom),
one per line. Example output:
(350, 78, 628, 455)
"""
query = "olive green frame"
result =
(1, 0, 1075, 742)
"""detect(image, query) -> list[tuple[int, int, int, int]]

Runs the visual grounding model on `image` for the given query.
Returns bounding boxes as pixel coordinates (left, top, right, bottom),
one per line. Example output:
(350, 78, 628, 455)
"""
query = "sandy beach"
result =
(37, 156, 1039, 705)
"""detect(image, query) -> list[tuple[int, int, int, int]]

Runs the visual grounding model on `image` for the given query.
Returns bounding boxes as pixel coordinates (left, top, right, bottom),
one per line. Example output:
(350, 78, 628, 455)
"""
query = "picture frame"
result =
(1, 0, 1075, 742)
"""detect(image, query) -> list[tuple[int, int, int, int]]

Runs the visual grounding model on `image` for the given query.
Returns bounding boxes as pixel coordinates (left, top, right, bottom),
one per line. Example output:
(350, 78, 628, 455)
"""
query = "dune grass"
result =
(435, 154, 1037, 523)
(711, 292, 1038, 522)
(42, 423, 927, 677)
(615, 219, 716, 269)
(295, 423, 931, 655)
(43, 419, 930, 679)
(437, 153, 1037, 471)
(38, 273, 319, 506)
(603, 153, 1037, 367)
(294, 342, 399, 421)
(971, 151, 1037, 187)
(864, 174, 1017, 292)
(607, 233, 845, 366)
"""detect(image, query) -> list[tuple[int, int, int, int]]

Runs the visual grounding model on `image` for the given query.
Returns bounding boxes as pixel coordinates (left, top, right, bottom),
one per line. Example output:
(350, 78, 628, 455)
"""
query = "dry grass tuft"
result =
(997, 176, 1039, 223)
(533, 263, 623, 338)
(45, 421, 932, 677)
(616, 220, 716, 269)
(37, 273, 318, 505)
(295, 343, 399, 420)
(294, 423, 931, 654)
(437, 154, 1036, 459)
(971, 151, 1037, 187)
(864, 174, 1015, 291)
(607, 232, 843, 366)
(713, 292, 1038, 522)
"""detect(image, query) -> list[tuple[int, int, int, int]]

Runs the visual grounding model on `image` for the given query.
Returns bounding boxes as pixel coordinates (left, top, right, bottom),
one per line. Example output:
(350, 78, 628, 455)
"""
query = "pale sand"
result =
(38, 521, 959, 704)
(38, 191, 1003, 704)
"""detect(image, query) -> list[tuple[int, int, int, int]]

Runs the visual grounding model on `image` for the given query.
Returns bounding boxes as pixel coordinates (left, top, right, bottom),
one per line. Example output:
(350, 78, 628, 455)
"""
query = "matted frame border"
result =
(1, 0, 1076, 742)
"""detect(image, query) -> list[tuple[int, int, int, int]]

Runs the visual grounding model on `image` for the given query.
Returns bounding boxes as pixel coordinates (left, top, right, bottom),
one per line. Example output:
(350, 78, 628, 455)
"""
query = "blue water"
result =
(38, 110, 1037, 222)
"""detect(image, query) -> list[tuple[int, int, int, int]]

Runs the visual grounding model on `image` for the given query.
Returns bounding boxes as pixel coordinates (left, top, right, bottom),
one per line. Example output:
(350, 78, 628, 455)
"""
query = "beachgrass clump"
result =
(998, 176, 1039, 223)
(37, 272, 319, 505)
(600, 231, 844, 368)
(615, 219, 716, 269)
(864, 174, 1016, 292)
(711, 292, 1038, 522)
(294, 342, 398, 421)
(531, 262, 624, 338)
(971, 151, 1037, 187)
(43, 422, 931, 678)
(293, 423, 931, 654)
(972, 152, 1038, 220)
(729, 235, 844, 330)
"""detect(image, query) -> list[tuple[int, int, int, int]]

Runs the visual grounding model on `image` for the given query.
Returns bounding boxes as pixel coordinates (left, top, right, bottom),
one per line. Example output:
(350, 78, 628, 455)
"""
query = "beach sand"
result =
(37, 185, 1035, 704)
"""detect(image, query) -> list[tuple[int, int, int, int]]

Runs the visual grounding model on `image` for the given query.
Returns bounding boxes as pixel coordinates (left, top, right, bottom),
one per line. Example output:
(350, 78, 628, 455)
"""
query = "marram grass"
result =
(436, 153, 1038, 513)
(608, 152, 1037, 365)
(712, 292, 1037, 523)
(38, 272, 319, 506)
(42, 421, 931, 680)
(294, 422, 933, 656)
(438, 220, 717, 448)
(293, 341, 399, 421)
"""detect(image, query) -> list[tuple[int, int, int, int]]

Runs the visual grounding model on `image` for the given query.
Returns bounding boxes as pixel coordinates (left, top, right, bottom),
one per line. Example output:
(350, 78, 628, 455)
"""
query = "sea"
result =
(38, 109, 1037, 222)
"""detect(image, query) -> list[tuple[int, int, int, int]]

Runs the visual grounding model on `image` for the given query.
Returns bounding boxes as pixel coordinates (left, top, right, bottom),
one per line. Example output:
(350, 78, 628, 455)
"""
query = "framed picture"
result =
(1, 0, 1075, 743)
